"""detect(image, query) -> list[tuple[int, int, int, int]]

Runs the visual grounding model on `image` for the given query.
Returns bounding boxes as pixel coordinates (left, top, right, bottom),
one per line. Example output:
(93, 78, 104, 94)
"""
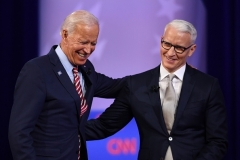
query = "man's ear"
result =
(188, 44, 196, 57)
(61, 30, 68, 39)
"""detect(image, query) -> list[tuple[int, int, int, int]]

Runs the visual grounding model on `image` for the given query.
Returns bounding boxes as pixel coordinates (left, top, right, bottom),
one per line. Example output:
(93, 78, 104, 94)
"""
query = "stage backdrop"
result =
(39, 0, 206, 159)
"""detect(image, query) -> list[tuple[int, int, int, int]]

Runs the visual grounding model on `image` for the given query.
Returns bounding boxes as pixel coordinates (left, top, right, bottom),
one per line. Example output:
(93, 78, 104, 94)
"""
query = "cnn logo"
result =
(107, 138, 137, 155)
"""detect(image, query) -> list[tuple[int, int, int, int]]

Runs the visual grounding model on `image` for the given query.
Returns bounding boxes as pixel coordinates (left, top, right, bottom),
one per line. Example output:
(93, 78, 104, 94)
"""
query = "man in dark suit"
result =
(85, 19, 228, 160)
(8, 10, 126, 160)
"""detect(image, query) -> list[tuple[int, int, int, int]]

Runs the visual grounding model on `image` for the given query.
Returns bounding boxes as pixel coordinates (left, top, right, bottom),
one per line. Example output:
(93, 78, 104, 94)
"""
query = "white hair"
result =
(60, 10, 99, 36)
(165, 19, 197, 43)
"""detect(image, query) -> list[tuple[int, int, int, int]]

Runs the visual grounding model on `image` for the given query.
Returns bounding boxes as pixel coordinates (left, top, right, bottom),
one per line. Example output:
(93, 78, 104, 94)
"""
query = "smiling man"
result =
(160, 21, 196, 73)
(8, 10, 126, 160)
(85, 19, 228, 160)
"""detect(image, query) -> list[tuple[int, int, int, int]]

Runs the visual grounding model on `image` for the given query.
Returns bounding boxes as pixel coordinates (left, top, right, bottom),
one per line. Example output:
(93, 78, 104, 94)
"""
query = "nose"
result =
(167, 46, 176, 56)
(84, 44, 92, 54)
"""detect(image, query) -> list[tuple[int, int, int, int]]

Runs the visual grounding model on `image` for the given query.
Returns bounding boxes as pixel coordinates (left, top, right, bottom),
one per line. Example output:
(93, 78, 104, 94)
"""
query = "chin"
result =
(163, 64, 176, 72)
(78, 60, 87, 65)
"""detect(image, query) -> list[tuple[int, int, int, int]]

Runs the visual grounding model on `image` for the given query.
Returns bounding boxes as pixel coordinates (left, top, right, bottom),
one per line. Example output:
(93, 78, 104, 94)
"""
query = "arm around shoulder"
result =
(85, 81, 133, 140)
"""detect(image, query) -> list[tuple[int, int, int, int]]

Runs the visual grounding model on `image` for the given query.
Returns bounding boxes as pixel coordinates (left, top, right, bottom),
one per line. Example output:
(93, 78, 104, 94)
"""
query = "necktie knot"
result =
(72, 67, 78, 74)
(168, 73, 175, 81)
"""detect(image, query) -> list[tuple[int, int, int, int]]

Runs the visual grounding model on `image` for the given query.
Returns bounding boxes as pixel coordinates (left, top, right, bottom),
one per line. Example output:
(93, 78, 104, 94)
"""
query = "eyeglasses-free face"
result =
(61, 25, 99, 66)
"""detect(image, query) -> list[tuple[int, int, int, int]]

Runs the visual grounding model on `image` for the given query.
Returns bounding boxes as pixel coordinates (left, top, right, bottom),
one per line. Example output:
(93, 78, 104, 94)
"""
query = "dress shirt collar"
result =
(160, 62, 186, 81)
(55, 45, 75, 73)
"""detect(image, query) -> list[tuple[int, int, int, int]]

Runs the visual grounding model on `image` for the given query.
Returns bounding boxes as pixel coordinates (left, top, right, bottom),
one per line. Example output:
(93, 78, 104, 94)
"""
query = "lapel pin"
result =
(57, 71, 62, 76)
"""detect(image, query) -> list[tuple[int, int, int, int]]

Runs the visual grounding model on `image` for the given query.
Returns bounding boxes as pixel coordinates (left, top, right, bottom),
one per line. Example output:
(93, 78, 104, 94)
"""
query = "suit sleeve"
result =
(86, 60, 127, 98)
(85, 80, 133, 139)
(196, 79, 228, 160)
(8, 61, 46, 160)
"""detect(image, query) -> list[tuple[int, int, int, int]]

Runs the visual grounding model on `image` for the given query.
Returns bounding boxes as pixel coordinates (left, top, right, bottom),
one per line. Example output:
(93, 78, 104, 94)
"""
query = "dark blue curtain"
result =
(0, 0, 39, 159)
(0, 0, 239, 159)
(202, 0, 240, 159)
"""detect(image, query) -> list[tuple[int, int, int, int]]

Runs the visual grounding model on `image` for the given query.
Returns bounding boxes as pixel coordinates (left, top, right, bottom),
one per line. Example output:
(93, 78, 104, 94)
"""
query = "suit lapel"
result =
(172, 64, 195, 131)
(148, 65, 168, 134)
(48, 47, 81, 119)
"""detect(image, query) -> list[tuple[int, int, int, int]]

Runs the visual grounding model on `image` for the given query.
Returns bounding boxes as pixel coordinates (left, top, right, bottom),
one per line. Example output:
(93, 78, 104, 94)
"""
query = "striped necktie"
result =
(72, 67, 88, 117)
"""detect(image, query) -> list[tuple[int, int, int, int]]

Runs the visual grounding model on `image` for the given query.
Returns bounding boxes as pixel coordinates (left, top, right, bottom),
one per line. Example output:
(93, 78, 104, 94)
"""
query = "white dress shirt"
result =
(159, 63, 186, 106)
(55, 45, 86, 95)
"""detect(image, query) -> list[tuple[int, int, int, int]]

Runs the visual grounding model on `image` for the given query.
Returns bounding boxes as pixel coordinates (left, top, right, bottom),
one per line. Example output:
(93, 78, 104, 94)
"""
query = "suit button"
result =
(160, 158, 164, 160)
(169, 137, 173, 141)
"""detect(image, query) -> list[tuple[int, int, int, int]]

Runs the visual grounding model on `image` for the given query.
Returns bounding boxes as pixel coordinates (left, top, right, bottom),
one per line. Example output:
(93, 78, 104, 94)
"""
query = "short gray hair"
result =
(60, 10, 99, 35)
(164, 19, 197, 43)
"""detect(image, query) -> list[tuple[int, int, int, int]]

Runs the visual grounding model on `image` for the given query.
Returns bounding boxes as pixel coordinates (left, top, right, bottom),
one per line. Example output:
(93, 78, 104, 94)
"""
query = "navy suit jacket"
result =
(85, 64, 228, 160)
(8, 45, 126, 160)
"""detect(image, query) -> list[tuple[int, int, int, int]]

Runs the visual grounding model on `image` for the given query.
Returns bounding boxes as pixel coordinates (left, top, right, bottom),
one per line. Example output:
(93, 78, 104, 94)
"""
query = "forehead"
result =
(163, 27, 191, 44)
(70, 24, 99, 39)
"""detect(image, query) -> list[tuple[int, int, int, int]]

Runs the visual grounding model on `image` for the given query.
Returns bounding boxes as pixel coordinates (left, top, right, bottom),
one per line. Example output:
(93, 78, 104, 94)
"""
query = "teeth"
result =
(166, 56, 172, 61)
(165, 55, 175, 61)
(78, 53, 85, 57)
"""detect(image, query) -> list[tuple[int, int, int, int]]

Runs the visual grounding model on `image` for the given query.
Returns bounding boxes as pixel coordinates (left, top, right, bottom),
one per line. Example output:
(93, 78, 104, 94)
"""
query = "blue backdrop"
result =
(87, 111, 139, 160)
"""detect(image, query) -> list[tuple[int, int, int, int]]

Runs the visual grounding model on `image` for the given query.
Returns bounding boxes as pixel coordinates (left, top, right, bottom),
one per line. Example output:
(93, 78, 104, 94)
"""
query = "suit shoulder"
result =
(129, 66, 159, 79)
(190, 67, 217, 82)
(23, 55, 50, 70)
